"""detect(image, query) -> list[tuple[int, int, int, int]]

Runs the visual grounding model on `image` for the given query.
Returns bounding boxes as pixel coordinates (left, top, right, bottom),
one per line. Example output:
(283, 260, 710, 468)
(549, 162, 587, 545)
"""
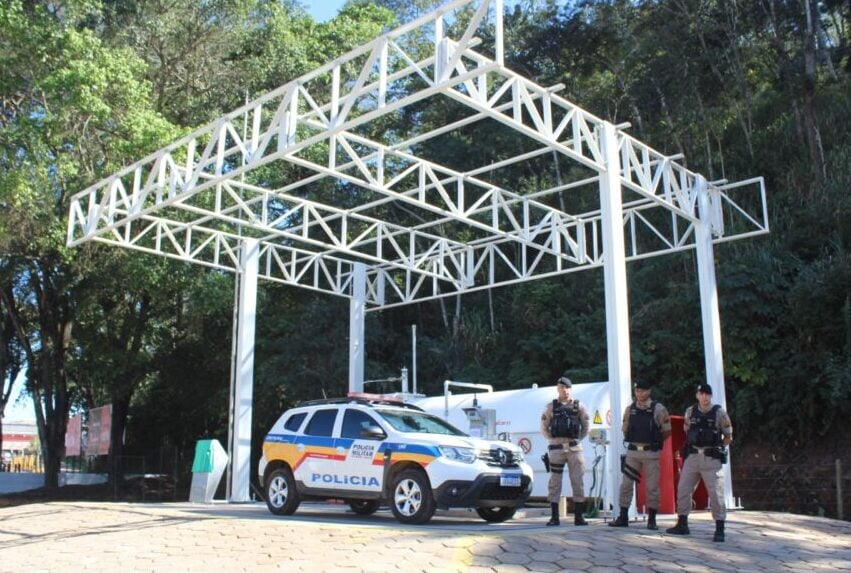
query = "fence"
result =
(733, 458, 849, 520)
(62, 446, 196, 502)
(3, 453, 44, 473)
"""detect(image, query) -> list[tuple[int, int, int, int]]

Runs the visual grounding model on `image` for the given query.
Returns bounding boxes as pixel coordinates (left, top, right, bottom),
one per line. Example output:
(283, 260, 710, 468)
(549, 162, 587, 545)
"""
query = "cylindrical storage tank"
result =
(412, 382, 612, 501)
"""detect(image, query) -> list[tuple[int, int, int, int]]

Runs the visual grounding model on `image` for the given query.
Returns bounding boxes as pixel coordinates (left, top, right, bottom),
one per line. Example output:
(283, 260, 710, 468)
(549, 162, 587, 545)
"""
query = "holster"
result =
(680, 444, 690, 461)
(707, 447, 728, 464)
(541, 452, 550, 473)
(620, 453, 641, 482)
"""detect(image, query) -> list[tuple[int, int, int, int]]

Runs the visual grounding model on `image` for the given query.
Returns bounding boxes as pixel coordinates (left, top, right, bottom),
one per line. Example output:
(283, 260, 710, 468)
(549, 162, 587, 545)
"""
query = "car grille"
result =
(477, 448, 520, 468)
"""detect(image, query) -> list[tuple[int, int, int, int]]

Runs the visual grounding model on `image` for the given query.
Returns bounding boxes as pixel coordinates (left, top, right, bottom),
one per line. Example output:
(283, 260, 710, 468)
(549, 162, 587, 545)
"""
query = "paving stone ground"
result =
(0, 502, 849, 572)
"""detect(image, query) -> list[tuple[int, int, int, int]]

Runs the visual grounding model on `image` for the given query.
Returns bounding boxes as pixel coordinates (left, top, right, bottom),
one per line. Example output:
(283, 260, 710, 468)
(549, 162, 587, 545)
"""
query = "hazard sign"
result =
(593, 410, 603, 425)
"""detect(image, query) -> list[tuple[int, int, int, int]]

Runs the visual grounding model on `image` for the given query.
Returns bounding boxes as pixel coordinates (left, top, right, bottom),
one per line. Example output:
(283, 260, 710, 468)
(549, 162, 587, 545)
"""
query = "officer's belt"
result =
(626, 443, 660, 452)
(688, 445, 721, 454)
(548, 441, 578, 449)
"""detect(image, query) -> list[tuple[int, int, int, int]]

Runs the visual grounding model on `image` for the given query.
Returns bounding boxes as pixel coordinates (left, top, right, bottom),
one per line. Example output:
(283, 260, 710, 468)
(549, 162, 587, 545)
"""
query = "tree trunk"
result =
(25, 262, 74, 490)
(108, 396, 131, 497)
(802, 0, 826, 182)
(43, 419, 66, 488)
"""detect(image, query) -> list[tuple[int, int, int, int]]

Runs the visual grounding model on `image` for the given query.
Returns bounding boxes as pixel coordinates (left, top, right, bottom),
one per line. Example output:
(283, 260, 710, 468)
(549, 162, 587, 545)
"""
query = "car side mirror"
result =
(360, 425, 386, 440)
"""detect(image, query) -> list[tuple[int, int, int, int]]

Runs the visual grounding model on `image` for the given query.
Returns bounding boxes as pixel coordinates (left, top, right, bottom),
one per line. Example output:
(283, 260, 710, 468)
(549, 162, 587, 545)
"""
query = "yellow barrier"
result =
(8, 454, 44, 473)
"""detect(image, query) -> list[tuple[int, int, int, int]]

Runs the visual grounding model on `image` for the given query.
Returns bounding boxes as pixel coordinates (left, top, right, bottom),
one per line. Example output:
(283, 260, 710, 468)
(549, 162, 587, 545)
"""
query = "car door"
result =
(294, 408, 340, 490)
(337, 408, 386, 492)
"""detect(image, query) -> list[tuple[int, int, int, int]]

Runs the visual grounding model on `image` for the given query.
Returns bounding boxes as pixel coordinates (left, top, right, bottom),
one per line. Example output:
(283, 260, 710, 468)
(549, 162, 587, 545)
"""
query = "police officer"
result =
(666, 383, 733, 542)
(540, 374, 590, 526)
(609, 379, 671, 529)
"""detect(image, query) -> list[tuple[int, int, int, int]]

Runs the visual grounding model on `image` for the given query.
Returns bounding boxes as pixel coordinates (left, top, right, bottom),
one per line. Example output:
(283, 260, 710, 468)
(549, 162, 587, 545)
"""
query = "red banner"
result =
(85, 405, 112, 456)
(65, 414, 82, 456)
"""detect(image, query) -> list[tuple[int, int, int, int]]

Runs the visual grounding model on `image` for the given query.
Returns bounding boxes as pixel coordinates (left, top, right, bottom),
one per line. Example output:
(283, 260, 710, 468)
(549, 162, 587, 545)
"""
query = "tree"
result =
(0, 0, 178, 487)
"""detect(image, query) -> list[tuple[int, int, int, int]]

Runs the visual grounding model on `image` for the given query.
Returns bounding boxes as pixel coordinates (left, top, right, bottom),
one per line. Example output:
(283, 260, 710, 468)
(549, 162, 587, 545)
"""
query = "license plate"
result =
(500, 475, 521, 487)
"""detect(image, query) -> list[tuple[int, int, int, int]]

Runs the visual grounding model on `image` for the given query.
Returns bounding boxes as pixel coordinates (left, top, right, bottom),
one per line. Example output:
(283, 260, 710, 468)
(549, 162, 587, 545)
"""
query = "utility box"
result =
(189, 439, 228, 503)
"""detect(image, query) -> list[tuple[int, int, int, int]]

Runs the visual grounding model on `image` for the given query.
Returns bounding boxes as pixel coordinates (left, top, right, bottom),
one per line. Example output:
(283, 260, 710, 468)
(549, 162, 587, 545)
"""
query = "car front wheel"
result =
(390, 469, 436, 524)
(265, 467, 300, 515)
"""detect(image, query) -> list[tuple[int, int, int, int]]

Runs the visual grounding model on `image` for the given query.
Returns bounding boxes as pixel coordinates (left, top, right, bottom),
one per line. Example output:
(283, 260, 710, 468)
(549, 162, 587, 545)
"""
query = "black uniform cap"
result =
(557, 374, 572, 388)
(697, 383, 713, 395)
(634, 379, 652, 390)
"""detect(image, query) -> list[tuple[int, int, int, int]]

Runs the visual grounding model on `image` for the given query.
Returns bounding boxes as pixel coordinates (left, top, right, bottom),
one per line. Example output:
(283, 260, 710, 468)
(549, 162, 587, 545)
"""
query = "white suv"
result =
(258, 397, 533, 524)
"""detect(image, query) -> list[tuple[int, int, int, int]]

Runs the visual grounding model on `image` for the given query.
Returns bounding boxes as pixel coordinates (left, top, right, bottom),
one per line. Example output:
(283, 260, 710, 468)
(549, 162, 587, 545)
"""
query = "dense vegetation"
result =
(1, 0, 849, 498)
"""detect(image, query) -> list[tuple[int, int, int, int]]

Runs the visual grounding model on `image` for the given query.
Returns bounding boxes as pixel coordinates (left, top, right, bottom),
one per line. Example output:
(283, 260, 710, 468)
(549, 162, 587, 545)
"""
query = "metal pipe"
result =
(837, 459, 844, 521)
(412, 325, 417, 395)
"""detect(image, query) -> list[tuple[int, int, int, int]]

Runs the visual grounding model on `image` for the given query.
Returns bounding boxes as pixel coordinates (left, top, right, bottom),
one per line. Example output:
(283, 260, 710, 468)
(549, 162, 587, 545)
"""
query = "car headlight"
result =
(512, 449, 525, 463)
(439, 446, 477, 464)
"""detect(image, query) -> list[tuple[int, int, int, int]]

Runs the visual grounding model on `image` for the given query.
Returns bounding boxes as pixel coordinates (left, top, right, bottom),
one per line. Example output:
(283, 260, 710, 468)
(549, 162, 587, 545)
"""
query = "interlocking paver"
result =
(0, 502, 849, 572)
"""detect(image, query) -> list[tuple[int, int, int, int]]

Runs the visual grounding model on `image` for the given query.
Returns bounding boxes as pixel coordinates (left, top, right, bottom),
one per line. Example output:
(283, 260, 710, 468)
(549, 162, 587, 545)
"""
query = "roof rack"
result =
(295, 396, 424, 411)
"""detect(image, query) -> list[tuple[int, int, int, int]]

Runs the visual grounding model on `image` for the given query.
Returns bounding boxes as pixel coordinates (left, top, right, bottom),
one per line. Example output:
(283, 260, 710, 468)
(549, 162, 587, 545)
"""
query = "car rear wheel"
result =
(390, 469, 436, 524)
(348, 499, 381, 515)
(475, 506, 517, 523)
(265, 467, 300, 515)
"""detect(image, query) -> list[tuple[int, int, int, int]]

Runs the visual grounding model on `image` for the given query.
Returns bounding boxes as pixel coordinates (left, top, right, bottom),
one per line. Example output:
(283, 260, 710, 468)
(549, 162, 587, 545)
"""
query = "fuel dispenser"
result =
(585, 428, 609, 517)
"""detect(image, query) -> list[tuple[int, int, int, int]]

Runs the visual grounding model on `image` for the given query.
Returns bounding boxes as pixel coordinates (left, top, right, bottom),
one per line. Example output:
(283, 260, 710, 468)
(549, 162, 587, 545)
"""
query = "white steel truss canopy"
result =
(67, 0, 767, 510)
(67, 0, 768, 309)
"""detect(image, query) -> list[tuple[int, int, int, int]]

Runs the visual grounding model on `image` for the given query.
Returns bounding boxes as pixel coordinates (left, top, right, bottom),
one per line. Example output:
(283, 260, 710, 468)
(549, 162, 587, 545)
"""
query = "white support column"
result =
(599, 122, 633, 517)
(230, 238, 259, 503)
(695, 176, 735, 507)
(494, 0, 504, 65)
(349, 263, 366, 393)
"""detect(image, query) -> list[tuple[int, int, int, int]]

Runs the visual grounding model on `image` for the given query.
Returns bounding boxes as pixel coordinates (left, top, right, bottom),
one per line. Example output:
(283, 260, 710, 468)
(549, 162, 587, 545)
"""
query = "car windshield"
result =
(377, 410, 467, 436)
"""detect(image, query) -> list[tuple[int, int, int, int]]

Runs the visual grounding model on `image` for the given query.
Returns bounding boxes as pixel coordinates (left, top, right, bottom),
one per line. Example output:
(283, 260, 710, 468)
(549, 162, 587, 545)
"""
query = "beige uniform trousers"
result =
(618, 449, 661, 509)
(676, 451, 726, 520)
(546, 446, 585, 503)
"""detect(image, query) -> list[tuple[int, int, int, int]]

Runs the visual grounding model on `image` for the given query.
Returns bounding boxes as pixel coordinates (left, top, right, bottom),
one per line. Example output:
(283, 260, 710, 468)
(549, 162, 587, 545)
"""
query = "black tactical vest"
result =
(687, 404, 722, 447)
(626, 401, 662, 450)
(549, 400, 581, 439)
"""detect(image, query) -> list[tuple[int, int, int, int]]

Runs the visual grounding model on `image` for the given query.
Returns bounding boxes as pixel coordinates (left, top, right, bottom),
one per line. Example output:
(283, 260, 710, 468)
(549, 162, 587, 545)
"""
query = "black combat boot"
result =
(666, 514, 690, 535)
(574, 501, 588, 526)
(608, 506, 629, 527)
(546, 502, 560, 526)
(713, 520, 725, 542)
(647, 508, 658, 530)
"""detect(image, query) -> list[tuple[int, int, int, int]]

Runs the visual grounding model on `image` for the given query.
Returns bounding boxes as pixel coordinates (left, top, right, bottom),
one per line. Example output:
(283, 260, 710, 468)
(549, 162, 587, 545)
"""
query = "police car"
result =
(258, 396, 533, 524)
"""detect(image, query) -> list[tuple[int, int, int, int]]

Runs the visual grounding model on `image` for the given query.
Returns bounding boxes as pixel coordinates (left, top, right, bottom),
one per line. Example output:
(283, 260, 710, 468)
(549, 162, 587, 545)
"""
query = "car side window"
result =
(341, 409, 382, 439)
(283, 412, 307, 432)
(304, 409, 338, 437)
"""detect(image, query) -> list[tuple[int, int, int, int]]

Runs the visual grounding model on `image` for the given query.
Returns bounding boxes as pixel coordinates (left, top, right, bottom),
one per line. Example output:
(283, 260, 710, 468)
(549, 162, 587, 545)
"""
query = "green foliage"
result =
(2, 0, 850, 473)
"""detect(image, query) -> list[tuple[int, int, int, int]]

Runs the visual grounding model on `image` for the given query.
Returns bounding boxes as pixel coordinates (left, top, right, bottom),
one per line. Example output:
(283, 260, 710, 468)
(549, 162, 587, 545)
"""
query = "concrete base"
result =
(0, 472, 108, 494)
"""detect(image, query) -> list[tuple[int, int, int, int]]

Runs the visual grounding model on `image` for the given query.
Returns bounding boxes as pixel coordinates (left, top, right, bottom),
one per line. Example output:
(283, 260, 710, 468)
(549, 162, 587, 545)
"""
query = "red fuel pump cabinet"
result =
(636, 415, 708, 514)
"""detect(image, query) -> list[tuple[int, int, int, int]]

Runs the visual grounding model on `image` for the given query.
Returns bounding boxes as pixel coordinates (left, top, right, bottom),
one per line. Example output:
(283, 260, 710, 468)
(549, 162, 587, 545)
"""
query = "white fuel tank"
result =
(412, 382, 613, 499)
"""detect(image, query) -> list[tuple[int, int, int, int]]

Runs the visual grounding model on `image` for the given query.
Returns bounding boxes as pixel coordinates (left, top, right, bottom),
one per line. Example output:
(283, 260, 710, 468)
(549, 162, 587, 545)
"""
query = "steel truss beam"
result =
(68, 0, 768, 310)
